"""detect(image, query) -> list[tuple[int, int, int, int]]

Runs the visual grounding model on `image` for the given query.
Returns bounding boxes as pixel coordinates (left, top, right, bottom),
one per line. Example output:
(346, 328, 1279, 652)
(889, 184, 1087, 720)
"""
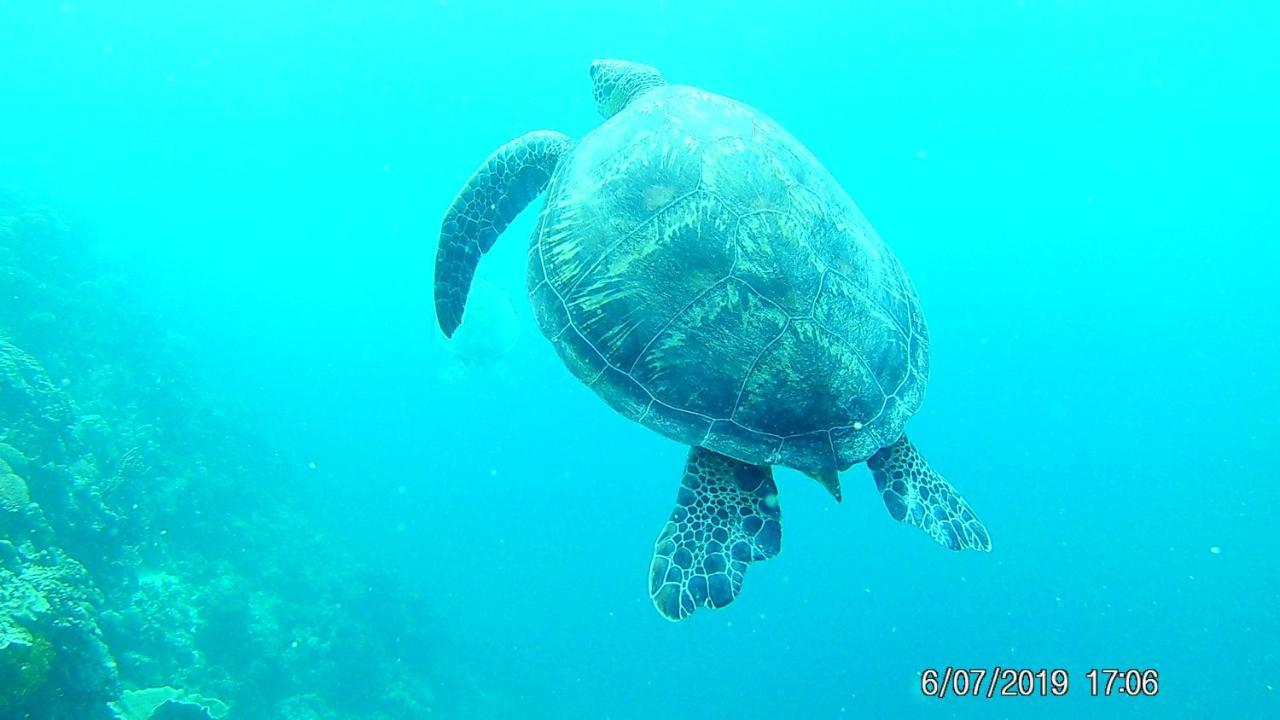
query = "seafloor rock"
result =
(0, 338, 77, 461)
(0, 338, 132, 582)
(273, 694, 341, 720)
(101, 570, 206, 690)
(0, 457, 51, 546)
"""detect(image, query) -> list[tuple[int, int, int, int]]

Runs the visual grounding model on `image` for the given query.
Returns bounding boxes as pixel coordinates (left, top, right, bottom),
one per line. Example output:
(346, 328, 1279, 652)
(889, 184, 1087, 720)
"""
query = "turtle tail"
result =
(435, 130, 573, 337)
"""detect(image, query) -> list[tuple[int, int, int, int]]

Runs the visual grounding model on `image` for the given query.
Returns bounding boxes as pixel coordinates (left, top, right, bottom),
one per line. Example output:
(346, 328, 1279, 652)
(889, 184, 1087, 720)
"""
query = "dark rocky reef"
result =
(0, 192, 494, 718)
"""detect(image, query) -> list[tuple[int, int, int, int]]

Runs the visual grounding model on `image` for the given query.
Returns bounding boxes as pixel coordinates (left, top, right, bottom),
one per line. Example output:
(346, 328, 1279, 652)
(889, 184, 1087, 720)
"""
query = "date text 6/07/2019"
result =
(919, 668, 1160, 698)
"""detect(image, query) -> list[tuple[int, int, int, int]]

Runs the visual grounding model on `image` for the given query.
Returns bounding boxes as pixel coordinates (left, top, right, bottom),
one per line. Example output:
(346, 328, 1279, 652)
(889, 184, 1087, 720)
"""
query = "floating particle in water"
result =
(1209, 546, 1221, 555)
(308, 461, 317, 470)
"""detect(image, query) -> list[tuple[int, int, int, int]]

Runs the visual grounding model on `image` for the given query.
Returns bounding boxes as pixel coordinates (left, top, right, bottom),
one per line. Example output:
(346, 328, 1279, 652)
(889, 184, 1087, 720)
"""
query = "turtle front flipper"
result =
(649, 447, 781, 621)
(868, 435, 992, 552)
(434, 130, 573, 337)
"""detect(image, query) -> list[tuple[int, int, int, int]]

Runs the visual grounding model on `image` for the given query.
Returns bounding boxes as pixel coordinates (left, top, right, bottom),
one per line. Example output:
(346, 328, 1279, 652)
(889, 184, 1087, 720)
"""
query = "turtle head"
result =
(589, 59, 666, 119)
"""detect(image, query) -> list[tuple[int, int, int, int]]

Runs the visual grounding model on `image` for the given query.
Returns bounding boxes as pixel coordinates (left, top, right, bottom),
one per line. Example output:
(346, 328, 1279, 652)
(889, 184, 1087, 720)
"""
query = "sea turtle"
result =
(435, 60, 991, 622)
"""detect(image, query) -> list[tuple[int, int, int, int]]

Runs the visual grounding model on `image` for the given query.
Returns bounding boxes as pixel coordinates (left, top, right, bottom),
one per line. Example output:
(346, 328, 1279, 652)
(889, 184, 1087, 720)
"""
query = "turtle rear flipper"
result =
(649, 447, 781, 621)
(868, 435, 991, 551)
(435, 130, 573, 337)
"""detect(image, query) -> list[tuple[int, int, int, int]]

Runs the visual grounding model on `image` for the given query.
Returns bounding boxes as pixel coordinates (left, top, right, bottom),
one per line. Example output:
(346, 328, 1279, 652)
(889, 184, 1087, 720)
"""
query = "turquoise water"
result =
(1, 1, 1277, 718)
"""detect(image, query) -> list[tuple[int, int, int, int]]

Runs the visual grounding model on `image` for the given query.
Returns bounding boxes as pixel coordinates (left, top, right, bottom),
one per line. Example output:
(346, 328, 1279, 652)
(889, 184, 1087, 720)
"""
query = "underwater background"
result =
(1, 1, 1277, 718)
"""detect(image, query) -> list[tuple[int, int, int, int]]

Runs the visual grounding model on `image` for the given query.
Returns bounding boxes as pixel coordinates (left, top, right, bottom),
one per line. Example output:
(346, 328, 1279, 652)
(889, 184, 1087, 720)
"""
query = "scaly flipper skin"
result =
(867, 436, 991, 551)
(434, 130, 573, 337)
(649, 447, 781, 621)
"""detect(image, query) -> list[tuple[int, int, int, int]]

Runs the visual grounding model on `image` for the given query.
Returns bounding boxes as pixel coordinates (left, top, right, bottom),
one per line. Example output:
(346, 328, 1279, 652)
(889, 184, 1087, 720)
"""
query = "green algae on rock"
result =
(0, 542, 119, 718)
(0, 630, 54, 707)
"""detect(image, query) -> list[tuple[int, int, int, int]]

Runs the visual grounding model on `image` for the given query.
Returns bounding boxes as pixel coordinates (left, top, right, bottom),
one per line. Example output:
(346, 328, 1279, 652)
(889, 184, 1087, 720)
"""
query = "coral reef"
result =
(1, 193, 480, 718)
(110, 686, 230, 720)
(0, 629, 52, 708)
(0, 532, 120, 718)
(0, 334, 122, 718)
